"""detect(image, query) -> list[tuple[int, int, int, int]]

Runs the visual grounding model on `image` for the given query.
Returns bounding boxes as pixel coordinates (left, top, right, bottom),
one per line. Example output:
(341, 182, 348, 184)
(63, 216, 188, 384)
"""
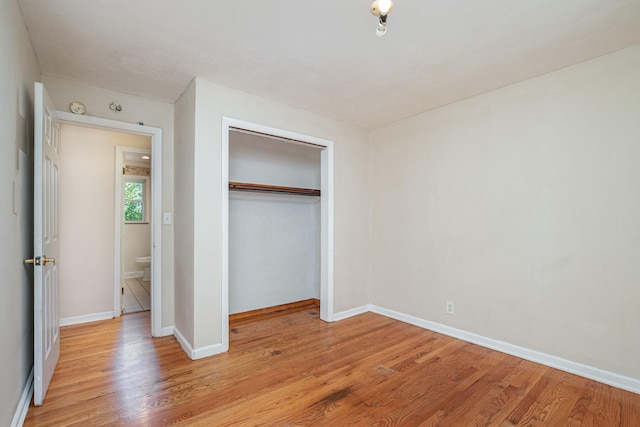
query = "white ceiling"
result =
(17, 0, 640, 129)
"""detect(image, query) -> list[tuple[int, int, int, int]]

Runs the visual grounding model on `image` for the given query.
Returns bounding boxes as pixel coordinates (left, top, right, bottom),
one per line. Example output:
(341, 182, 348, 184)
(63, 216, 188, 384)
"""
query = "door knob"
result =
(24, 256, 40, 266)
(23, 256, 55, 266)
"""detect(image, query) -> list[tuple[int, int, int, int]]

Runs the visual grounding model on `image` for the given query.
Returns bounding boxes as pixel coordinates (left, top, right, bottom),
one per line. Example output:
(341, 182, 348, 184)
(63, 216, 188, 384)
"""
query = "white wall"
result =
(59, 124, 150, 319)
(42, 74, 175, 329)
(124, 223, 151, 274)
(229, 131, 321, 314)
(370, 45, 640, 381)
(174, 78, 370, 353)
(229, 131, 321, 188)
(173, 79, 196, 345)
(0, 0, 41, 425)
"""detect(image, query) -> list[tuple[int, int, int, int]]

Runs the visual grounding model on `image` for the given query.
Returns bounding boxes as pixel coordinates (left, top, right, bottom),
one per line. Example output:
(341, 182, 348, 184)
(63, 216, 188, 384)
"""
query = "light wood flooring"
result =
(24, 309, 639, 426)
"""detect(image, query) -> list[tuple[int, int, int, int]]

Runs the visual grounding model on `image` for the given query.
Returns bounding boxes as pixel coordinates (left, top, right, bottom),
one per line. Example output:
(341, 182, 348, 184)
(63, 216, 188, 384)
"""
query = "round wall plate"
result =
(69, 101, 86, 115)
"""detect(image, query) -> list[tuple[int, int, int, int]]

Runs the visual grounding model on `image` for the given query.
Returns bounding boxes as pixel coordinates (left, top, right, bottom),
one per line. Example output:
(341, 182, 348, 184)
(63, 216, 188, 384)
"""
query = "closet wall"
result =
(228, 131, 321, 314)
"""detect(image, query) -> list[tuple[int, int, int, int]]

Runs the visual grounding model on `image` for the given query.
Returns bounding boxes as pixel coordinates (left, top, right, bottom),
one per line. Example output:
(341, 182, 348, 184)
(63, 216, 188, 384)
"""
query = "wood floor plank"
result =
(229, 298, 320, 326)
(24, 310, 640, 426)
(480, 360, 552, 426)
(616, 385, 640, 426)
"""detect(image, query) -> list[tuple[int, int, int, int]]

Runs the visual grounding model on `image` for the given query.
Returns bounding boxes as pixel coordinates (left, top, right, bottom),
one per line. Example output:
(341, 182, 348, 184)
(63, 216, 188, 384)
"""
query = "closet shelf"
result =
(229, 181, 320, 197)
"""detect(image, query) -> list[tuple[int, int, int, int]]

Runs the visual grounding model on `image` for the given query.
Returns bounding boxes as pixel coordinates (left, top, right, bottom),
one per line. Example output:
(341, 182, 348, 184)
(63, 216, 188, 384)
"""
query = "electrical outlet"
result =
(445, 301, 455, 315)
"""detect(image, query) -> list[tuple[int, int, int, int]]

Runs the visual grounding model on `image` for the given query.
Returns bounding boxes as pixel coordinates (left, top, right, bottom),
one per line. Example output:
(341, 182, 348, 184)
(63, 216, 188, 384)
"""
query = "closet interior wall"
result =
(228, 131, 321, 315)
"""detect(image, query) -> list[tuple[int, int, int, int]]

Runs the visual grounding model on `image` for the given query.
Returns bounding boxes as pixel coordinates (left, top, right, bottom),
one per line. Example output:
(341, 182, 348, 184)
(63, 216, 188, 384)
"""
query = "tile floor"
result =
(123, 277, 150, 314)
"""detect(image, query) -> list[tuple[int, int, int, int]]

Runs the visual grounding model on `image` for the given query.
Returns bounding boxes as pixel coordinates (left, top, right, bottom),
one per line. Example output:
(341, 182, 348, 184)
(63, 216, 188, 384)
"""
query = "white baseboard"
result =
(173, 327, 192, 358)
(333, 304, 372, 321)
(11, 367, 33, 427)
(173, 327, 228, 360)
(193, 342, 227, 359)
(330, 304, 640, 395)
(124, 271, 143, 279)
(60, 311, 114, 327)
(160, 325, 175, 337)
(369, 305, 640, 395)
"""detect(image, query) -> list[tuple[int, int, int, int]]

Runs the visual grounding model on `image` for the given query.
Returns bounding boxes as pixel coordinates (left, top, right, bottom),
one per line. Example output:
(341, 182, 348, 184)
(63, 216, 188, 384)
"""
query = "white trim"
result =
(320, 145, 335, 322)
(150, 127, 163, 337)
(57, 111, 163, 337)
(333, 304, 372, 321)
(57, 111, 159, 136)
(60, 311, 114, 327)
(221, 120, 230, 355)
(173, 328, 226, 360)
(114, 147, 124, 317)
(115, 146, 151, 319)
(370, 305, 640, 395)
(123, 174, 150, 223)
(221, 117, 335, 354)
(325, 304, 640, 394)
(161, 325, 175, 337)
(10, 368, 33, 427)
(193, 343, 227, 360)
(173, 327, 193, 358)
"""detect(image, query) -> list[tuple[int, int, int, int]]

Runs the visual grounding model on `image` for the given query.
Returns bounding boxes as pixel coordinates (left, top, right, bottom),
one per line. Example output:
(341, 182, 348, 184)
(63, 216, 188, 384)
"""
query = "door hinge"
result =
(122, 287, 124, 295)
(123, 167, 126, 175)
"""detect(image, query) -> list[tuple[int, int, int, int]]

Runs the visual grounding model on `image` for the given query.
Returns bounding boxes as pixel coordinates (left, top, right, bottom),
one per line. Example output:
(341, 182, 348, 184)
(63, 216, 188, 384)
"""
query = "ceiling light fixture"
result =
(370, 0, 394, 37)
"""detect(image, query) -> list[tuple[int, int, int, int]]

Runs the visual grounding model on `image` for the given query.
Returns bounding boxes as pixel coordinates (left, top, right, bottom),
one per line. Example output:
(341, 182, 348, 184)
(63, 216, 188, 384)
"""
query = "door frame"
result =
(57, 111, 163, 337)
(115, 146, 152, 316)
(221, 117, 335, 350)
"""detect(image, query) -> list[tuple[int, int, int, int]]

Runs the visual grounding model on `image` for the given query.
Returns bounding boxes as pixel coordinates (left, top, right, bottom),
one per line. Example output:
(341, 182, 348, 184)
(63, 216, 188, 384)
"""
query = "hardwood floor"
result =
(229, 298, 320, 327)
(24, 310, 639, 426)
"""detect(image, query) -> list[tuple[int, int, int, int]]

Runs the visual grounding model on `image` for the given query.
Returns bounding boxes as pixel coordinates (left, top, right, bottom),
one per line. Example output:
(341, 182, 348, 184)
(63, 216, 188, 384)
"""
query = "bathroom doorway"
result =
(118, 147, 152, 315)
(57, 113, 163, 336)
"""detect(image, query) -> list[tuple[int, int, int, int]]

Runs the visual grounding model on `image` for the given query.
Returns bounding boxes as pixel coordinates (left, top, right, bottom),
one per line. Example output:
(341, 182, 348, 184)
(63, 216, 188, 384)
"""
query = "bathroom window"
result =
(124, 176, 148, 223)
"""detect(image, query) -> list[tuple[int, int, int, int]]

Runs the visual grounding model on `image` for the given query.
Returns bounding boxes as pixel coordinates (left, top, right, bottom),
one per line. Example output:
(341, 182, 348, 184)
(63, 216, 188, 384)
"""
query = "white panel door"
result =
(32, 82, 61, 406)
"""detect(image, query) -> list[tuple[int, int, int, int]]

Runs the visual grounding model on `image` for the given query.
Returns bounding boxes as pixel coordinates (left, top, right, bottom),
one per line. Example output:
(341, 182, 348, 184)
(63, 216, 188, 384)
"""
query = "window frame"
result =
(123, 175, 149, 224)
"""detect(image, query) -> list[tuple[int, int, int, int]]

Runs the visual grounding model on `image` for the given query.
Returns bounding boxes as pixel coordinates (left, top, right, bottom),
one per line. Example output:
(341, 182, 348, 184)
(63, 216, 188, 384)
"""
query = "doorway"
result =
(228, 130, 321, 315)
(117, 146, 153, 314)
(221, 117, 335, 351)
(57, 112, 163, 336)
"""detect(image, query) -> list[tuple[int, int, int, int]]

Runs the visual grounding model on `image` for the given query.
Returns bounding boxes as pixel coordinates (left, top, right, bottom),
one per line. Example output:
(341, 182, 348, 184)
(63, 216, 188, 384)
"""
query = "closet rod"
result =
(229, 181, 320, 197)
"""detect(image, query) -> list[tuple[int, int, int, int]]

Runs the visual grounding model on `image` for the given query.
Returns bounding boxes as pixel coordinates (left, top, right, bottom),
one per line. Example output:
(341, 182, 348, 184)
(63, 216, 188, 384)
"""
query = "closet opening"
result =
(221, 118, 334, 349)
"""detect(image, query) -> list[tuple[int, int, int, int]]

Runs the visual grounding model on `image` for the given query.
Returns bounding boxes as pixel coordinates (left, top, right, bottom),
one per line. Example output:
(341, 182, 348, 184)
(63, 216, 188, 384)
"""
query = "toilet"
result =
(135, 256, 151, 281)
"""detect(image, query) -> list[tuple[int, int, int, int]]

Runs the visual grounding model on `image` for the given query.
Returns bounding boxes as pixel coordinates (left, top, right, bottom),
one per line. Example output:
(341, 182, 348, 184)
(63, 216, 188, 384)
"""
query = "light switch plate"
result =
(163, 212, 172, 225)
